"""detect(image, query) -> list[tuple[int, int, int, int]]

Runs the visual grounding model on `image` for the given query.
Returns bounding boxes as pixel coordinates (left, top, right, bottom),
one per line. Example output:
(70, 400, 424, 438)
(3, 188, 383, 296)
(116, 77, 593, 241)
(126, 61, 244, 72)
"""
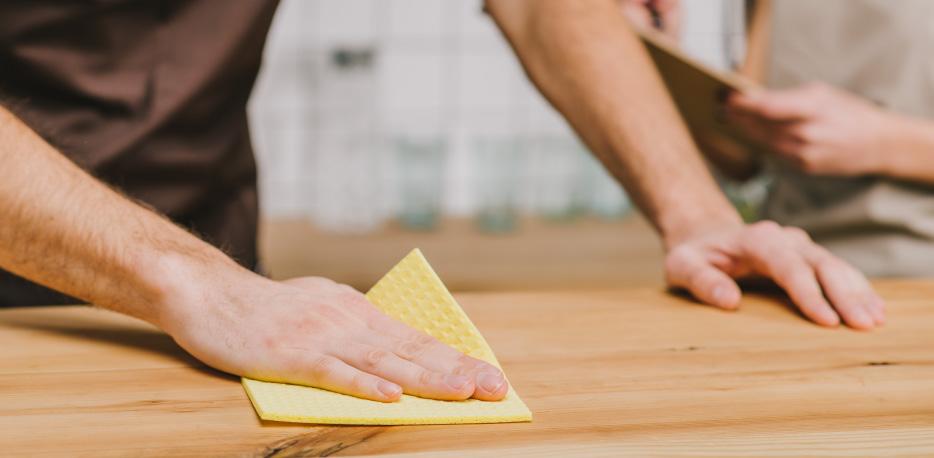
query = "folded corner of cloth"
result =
(241, 248, 532, 425)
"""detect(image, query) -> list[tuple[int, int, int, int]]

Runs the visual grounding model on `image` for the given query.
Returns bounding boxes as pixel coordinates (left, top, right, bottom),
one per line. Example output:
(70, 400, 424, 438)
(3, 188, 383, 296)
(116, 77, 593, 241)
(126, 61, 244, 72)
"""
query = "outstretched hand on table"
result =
(664, 221, 886, 330)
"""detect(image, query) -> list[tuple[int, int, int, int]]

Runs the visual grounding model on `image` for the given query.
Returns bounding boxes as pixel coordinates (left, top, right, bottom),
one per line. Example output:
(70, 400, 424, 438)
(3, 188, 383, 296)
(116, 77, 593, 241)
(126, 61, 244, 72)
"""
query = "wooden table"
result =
(2, 280, 934, 457)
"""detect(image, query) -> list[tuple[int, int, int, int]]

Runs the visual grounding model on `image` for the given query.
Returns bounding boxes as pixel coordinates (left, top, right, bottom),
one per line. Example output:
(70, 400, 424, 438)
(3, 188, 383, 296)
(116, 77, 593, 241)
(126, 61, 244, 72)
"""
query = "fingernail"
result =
(713, 286, 734, 308)
(820, 311, 841, 327)
(478, 372, 506, 394)
(868, 301, 886, 325)
(445, 374, 471, 391)
(851, 306, 875, 328)
(866, 300, 882, 315)
(378, 381, 402, 399)
(874, 312, 886, 326)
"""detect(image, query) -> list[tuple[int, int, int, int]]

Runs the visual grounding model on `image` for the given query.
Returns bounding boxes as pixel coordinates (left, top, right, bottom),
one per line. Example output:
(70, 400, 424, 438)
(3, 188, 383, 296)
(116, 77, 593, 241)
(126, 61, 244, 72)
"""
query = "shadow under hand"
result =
(666, 277, 809, 323)
(0, 308, 236, 381)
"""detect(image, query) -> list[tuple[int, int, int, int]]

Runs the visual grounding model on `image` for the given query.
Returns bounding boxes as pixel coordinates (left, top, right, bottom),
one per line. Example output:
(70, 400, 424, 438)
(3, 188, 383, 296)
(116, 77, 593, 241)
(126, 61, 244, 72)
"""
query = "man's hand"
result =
(725, 82, 893, 176)
(665, 220, 885, 330)
(163, 272, 509, 403)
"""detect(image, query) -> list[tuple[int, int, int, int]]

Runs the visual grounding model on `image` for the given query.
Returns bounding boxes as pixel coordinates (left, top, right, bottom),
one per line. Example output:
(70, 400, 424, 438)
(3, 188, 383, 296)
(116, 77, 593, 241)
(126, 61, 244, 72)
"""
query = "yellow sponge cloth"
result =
(242, 249, 532, 425)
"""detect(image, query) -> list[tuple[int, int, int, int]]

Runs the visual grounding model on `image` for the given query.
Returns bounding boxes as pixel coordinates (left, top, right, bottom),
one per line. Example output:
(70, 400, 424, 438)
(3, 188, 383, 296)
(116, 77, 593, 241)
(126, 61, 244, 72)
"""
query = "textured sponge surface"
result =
(242, 249, 532, 425)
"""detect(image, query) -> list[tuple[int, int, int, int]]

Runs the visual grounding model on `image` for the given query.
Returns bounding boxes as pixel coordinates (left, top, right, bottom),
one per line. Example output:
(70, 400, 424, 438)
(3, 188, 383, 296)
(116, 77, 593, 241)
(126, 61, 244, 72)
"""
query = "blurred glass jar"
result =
(472, 136, 523, 233)
(393, 136, 447, 230)
(583, 153, 632, 220)
(527, 136, 591, 221)
(308, 45, 389, 234)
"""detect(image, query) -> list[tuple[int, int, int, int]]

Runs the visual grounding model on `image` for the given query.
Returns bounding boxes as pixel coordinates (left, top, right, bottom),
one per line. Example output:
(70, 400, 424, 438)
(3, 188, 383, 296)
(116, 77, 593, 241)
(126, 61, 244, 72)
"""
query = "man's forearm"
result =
(0, 106, 518, 402)
(486, 0, 741, 246)
(0, 106, 246, 324)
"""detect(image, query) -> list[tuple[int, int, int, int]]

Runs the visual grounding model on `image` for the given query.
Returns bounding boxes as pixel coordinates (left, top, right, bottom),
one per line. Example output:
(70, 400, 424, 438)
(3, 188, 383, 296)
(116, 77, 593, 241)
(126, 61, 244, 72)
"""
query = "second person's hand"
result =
(725, 82, 895, 176)
(664, 220, 886, 330)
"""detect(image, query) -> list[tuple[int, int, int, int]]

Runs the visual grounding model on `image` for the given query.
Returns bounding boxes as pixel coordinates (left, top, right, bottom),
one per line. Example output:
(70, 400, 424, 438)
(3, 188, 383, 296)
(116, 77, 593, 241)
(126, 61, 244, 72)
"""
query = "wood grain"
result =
(2, 280, 934, 456)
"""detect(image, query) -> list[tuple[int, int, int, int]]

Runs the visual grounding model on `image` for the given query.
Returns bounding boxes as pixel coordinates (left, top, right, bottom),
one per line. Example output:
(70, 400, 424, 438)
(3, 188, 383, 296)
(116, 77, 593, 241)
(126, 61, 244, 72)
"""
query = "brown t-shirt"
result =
(0, 0, 280, 306)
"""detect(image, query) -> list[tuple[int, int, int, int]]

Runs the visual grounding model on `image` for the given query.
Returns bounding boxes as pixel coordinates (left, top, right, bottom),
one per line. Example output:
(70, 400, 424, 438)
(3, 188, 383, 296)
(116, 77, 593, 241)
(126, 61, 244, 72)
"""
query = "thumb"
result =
(665, 248, 742, 309)
(728, 87, 817, 122)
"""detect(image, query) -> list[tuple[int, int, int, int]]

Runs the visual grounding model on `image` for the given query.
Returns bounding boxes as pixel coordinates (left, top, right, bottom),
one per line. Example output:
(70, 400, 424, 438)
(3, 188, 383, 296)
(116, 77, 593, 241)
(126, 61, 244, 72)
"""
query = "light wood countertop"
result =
(2, 280, 933, 456)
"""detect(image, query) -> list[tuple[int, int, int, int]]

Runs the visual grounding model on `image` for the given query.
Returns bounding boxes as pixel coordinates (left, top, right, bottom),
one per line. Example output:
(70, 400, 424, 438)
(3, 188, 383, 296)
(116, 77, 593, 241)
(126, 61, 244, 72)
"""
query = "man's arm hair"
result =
(0, 105, 244, 323)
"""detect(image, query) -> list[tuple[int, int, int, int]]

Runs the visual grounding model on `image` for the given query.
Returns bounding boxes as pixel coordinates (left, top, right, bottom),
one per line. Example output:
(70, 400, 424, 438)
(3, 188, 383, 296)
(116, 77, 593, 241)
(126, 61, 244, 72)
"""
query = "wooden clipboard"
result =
(638, 28, 762, 178)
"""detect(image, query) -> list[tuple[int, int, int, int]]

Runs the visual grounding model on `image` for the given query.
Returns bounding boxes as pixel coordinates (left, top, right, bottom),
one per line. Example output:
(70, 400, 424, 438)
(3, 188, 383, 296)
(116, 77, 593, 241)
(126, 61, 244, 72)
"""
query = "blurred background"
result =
(249, 0, 755, 291)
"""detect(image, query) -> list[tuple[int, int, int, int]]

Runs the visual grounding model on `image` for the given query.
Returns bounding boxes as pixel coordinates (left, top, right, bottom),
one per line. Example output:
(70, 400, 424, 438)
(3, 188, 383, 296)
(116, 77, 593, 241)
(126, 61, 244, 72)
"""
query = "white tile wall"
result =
(249, 0, 736, 224)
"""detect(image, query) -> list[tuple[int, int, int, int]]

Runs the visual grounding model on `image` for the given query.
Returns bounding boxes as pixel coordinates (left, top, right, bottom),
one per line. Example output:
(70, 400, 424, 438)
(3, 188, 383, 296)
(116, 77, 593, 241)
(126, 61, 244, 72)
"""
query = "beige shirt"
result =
(764, 0, 934, 277)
